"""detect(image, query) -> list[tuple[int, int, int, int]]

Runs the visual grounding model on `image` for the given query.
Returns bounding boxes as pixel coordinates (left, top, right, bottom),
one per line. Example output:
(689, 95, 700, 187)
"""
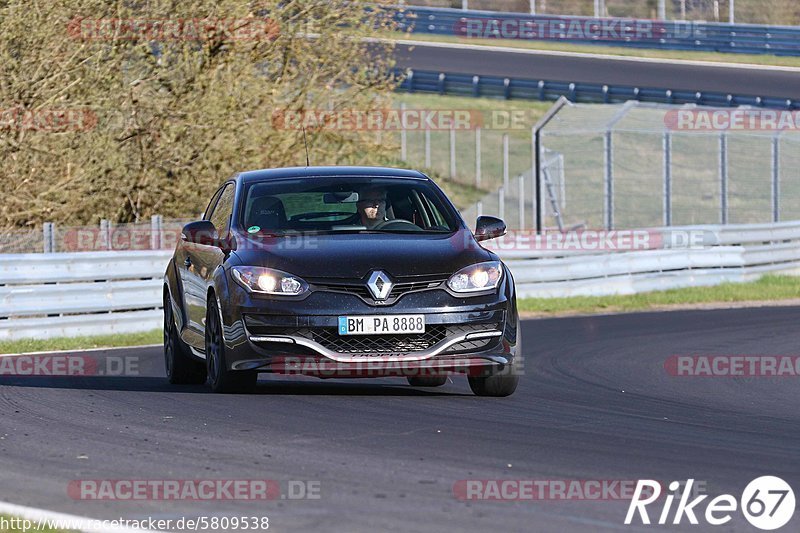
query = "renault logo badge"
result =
(366, 271, 393, 301)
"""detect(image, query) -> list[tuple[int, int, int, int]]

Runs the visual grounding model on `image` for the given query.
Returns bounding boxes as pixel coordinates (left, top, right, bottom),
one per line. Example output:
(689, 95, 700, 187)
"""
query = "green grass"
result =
(0, 330, 161, 355)
(391, 31, 800, 68)
(518, 275, 800, 315)
(0, 515, 73, 532)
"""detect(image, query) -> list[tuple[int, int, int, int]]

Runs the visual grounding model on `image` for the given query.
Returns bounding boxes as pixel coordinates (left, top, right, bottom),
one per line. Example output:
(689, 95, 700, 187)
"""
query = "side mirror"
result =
(181, 220, 219, 246)
(474, 216, 507, 242)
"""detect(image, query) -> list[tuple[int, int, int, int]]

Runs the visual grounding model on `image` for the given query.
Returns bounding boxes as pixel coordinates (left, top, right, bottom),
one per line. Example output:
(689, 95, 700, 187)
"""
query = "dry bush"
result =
(0, 0, 399, 228)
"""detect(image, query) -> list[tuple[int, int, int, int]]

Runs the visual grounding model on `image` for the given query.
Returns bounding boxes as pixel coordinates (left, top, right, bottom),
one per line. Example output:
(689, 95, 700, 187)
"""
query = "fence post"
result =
(530, 0, 536, 15)
(502, 133, 509, 191)
(477, 200, 483, 218)
(475, 127, 482, 188)
(729, 0, 735, 23)
(151, 215, 162, 250)
(449, 126, 456, 179)
(719, 133, 728, 224)
(772, 135, 780, 222)
(100, 219, 112, 250)
(400, 103, 407, 161)
(518, 175, 525, 231)
(604, 130, 614, 230)
(424, 129, 431, 168)
(43, 222, 55, 253)
(658, 0, 666, 19)
(498, 186, 505, 220)
(663, 132, 672, 226)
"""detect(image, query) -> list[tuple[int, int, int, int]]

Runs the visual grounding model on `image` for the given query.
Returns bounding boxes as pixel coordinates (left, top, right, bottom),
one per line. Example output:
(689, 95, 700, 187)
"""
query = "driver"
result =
(356, 186, 388, 229)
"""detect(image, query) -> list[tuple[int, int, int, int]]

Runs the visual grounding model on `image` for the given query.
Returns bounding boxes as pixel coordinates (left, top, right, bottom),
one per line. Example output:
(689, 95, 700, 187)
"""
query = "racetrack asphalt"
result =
(392, 41, 800, 100)
(1, 306, 799, 532)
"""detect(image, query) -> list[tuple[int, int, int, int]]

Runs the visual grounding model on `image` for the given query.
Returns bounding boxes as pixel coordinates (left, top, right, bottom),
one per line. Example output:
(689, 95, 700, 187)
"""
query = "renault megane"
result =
(163, 167, 521, 396)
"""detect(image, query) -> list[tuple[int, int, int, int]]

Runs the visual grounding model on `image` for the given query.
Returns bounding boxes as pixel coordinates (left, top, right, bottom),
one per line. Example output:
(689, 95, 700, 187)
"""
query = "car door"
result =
(176, 185, 224, 334)
(187, 182, 236, 331)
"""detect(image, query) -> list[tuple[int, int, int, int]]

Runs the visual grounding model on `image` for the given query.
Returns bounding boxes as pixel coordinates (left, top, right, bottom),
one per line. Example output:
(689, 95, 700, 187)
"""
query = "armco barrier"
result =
(396, 68, 798, 109)
(502, 221, 800, 297)
(1, 222, 799, 340)
(0, 250, 172, 341)
(395, 6, 800, 57)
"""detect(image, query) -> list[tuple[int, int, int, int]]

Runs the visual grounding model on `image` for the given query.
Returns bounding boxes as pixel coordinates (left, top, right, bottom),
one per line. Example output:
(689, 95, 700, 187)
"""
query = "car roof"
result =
(237, 166, 429, 183)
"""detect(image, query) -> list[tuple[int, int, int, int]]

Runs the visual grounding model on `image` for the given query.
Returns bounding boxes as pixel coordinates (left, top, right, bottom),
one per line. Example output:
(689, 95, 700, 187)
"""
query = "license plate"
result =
(338, 315, 425, 335)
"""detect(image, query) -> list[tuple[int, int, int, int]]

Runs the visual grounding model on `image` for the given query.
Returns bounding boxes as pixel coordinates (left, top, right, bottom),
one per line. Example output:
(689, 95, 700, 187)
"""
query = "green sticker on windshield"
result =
(247, 226, 260, 234)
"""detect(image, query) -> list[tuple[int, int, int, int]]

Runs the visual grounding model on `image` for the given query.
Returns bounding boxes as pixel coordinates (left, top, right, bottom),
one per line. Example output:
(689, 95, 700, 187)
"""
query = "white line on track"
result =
(374, 36, 800, 73)
(0, 501, 164, 533)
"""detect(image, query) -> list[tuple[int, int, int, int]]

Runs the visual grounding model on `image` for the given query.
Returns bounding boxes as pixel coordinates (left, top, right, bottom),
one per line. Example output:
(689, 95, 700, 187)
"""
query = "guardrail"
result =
(396, 68, 798, 109)
(0, 251, 171, 340)
(498, 221, 800, 298)
(2, 221, 799, 340)
(395, 6, 800, 56)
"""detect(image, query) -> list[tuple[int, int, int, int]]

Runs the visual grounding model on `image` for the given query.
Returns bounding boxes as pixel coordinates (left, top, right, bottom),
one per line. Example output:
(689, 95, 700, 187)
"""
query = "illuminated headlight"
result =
(231, 267, 309, 296)
(447, 261, 503, 294)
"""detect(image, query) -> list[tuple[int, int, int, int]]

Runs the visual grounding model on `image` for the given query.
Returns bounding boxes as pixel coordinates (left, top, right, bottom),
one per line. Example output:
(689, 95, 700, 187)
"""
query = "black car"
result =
(163, 166, 521, 396)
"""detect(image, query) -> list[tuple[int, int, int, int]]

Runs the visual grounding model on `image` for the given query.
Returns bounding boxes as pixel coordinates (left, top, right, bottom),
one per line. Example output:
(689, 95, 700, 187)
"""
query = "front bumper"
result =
(217, 272, 520, 376)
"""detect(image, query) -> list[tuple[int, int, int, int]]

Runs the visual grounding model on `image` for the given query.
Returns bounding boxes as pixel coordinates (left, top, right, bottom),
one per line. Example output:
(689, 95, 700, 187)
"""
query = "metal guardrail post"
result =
(604, 130, 614, 230)
(424, 129, 431, 168)
(518, 175, 525, 231)
(100, 219, 112, 250)
(503, 134, 510, 192)
(400, 103, 407, 161)
(719, 133, 728, 224)
(772, 134, 781, 222)
(449, 126, 456, 179)
(475, 127, 482, 187)
(43, 223, 55, 253)
(151, 215, 162, 250)
(663, 132, 672, 226)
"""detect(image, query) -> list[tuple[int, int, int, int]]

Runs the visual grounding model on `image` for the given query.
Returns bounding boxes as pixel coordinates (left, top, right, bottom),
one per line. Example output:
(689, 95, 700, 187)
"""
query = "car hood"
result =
(230, 230, 493, 279)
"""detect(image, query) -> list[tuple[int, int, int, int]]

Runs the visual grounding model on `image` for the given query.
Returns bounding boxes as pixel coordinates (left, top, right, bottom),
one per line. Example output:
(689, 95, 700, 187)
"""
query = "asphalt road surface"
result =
(2, 307, 799, 532)
(393, 41, 800, 100)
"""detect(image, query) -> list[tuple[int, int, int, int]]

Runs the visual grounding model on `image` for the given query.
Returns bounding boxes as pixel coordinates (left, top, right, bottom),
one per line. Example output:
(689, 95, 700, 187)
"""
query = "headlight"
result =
(231, 267, 309, 296)
(447, 261, 503, 294)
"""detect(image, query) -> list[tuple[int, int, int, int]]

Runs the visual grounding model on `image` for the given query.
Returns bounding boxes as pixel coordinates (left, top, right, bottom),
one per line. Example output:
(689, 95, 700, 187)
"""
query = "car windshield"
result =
(240, 177, 459, 235)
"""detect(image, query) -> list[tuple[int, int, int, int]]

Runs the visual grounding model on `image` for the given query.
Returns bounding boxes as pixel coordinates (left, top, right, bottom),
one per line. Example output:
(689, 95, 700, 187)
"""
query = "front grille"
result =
(310, 278, 447, 304)
(247, 320, 501, 355)
(296, 327, 448, 354)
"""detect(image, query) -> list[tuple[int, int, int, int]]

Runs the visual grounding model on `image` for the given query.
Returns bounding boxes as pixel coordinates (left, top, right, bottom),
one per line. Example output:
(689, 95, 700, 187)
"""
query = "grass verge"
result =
(390, 32, 800, 68)
(518, 275, 800, 316)
(0, 330, 162, 355)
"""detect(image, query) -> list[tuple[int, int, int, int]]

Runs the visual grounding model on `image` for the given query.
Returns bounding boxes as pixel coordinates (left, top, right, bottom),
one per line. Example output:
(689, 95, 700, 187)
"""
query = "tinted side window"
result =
(209, 184, 235, 237)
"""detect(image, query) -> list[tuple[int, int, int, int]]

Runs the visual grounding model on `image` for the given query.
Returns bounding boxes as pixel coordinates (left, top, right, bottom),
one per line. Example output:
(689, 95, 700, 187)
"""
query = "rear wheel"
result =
(205, 296, 257, 393)
(164, 291, 207, 385)
(407, 376, 448, 387)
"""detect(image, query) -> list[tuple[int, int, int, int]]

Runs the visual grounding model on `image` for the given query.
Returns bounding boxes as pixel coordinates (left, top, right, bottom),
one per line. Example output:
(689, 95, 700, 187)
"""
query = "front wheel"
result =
(205, 296, 257, 393)
(164, 291, 207, 385)
(468, 371, 519, 397)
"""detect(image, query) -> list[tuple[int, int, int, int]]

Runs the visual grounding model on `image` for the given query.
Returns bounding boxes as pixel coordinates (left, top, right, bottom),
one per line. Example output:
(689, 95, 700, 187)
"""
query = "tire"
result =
(164, 290, 207, 385)
(468, 319, 521, 397)
(467, 371, 519, 397)
(407, 376, 448, 387)
(205, 296, 257, 394)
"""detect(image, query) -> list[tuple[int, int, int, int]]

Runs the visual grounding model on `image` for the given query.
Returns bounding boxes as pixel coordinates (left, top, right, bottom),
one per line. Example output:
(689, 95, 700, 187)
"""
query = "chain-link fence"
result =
(538, 101, 800, 230)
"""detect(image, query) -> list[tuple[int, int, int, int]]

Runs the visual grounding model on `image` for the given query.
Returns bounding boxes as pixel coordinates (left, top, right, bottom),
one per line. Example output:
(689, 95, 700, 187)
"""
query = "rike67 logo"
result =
(625, 477, 795, 530)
